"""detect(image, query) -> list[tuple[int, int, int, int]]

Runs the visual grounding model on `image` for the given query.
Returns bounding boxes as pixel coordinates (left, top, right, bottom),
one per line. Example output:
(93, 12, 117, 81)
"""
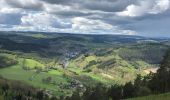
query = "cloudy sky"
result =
(0, 0, 170, 37)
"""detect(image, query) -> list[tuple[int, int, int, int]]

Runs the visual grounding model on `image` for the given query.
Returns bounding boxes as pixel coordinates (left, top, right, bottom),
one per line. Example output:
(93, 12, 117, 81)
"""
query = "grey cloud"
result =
(52, 10, 92, 18)
(5, 0, 44, 10)
(41, 0, 139, 12)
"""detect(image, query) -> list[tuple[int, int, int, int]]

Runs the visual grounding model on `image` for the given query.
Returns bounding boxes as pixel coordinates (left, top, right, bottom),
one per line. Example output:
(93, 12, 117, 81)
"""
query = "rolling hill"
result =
(0, 31, 170, 99)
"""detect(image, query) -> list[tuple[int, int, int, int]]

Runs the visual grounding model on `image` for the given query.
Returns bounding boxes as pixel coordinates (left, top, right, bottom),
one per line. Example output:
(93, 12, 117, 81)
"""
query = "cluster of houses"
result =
(59, 51, 80, 69)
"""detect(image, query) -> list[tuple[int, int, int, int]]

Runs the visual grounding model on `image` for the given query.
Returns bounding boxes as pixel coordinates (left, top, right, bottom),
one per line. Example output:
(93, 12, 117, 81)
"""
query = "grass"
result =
(83, 72, 113, 84)
(85, 56, 97, 62)
(0, 64, 71, 96)
(73, 55, 97, 68)
(48, 70, 63, 76)
(28, 34, 47, 38)
(20, 58, 45, 69)
(0, 95, 3, 100)
(127, 93, 170, 100)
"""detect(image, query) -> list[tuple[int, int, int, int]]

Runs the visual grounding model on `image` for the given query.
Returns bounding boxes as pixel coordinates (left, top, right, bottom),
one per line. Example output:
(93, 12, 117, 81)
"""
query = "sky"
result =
(0, 0, 170, 37)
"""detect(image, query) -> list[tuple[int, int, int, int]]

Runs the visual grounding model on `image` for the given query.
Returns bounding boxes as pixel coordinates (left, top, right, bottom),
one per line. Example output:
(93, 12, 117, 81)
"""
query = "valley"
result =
(0, 31, 170, 99)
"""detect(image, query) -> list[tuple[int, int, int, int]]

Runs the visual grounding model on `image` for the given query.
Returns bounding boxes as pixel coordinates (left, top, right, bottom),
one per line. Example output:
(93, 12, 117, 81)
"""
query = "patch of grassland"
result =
(73, 55, 97, 68)
(20, 59, 45, 69)
(29, 34, 47, 38)
(0, 64, 71, 96)
(82, 72, 113, 84)
(85, 56, 97, 62)
(127, 93, 170, 100)
(68, 67, 82, 75)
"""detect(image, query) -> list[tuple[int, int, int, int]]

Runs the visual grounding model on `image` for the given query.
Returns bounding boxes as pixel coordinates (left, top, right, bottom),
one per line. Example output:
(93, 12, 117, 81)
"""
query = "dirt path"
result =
(144, 67, 159, 74)
(101, 73, 114, 79)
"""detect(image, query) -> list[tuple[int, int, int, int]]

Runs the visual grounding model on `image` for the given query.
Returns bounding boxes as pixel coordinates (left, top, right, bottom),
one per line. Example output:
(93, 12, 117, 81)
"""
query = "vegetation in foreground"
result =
(127, 93, 170, 100)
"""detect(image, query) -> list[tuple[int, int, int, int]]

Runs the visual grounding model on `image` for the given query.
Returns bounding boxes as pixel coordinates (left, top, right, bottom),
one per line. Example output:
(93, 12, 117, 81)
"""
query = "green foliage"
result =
(68, 91, 81, 100)
(21, 58, 45, 69)
(118, 43, 168, 64)
(109, 49, 170, 100)
(148, 49, 170, 93)
(0, 54, 17, 68)
(0, 77, 38, 99)
(127, 93, 170, 100)
(123, 82, 136, 98)
(0, 95, 3, 100)
(83, 83, 109, 100)
(108, 85, 123, 100)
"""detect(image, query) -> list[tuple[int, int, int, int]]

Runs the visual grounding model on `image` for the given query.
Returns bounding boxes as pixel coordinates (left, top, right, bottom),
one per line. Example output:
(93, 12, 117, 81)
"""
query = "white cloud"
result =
(0, 8, 21, 14)
(21, 12, 71, 29)
(70, 17, 137, 35)
(121, 30, 137, 35)
(11, 15, 135, 35)
(72, 17, 113, 30)
(21, 13, 54, 26)
(43, 3, 71, 13)
(150, 0, 170, 14)
(116, 0, 170, 17)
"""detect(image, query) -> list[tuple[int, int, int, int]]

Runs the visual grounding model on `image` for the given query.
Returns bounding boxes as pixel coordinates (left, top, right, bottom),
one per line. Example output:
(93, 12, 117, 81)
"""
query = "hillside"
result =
(0, 31, 170, 99)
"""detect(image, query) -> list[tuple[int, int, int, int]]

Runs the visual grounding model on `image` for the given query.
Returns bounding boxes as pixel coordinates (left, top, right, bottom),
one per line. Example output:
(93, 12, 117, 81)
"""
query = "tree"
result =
(22, 58, 26, 68)
(134, 74, 142, 87)
(148, 49, 170, 93)
(108, 85, 123, 100)
(88, 84, 109, 100)
(82, 87, 91, 100)
(69, 91, 81, 100)
(36, 90, 44, 100)
(123, 82, 135, 98)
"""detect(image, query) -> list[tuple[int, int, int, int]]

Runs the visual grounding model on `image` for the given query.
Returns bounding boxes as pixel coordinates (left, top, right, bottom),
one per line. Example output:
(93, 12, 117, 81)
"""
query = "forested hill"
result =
(126, 49, 170, 100)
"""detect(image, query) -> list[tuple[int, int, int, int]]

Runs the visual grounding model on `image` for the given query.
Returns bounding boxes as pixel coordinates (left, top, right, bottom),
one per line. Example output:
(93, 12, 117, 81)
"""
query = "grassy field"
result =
(0, 64, 71, 96)
(128, 93, 170, 100)
(26, 33, 48, 38)
(22, 59, 45, 69)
